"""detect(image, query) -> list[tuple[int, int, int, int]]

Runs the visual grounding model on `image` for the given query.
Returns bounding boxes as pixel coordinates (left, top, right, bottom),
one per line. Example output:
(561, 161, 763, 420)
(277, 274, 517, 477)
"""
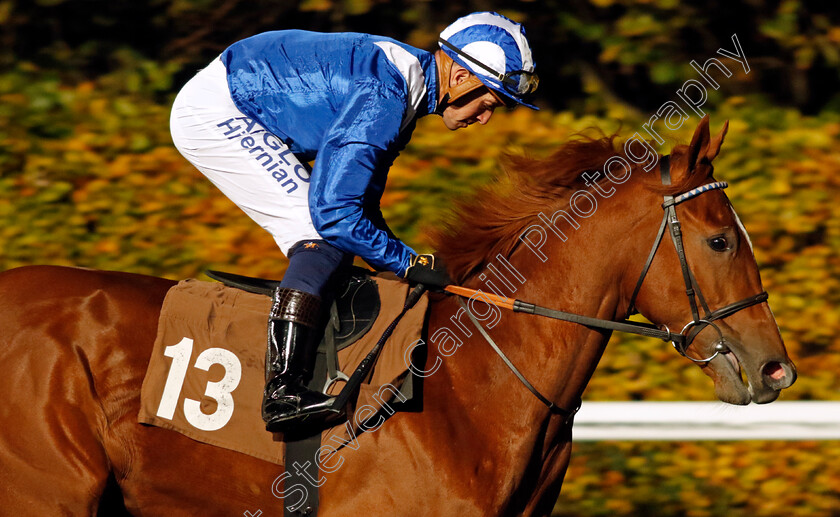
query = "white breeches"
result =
(169, 57, 321, 255)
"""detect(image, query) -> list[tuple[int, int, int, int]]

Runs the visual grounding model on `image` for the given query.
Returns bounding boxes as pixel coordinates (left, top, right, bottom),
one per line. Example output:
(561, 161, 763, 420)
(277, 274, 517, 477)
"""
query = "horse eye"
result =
(708, 236, 730, 252)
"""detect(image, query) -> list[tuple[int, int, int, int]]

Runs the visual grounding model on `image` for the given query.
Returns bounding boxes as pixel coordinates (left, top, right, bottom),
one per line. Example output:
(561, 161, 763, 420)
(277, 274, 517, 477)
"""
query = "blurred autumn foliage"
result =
(1, 0, 839, 515)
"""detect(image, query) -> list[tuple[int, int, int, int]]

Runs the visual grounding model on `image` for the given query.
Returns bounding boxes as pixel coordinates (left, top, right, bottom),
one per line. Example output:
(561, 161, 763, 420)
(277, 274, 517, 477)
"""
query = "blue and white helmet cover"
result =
(439, 11, 538, 109)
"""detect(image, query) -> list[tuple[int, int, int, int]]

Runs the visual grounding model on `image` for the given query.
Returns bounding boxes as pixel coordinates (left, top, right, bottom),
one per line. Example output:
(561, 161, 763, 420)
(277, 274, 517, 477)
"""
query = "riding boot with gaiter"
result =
(262, 287, 342, 432)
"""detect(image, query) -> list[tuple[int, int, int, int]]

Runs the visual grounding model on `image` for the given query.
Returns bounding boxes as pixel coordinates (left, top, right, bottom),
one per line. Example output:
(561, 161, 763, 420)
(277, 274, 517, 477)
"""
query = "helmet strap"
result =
(434, 50, 494, 113)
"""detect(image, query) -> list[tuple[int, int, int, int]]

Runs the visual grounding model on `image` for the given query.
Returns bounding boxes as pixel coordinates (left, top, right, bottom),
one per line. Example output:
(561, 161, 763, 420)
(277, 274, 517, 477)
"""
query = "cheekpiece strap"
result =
(659, 155, 672, 185)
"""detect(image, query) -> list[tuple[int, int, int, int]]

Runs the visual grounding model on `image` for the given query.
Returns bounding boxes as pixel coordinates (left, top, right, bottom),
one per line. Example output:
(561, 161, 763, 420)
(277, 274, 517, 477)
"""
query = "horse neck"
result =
(420, 180, 654, 475)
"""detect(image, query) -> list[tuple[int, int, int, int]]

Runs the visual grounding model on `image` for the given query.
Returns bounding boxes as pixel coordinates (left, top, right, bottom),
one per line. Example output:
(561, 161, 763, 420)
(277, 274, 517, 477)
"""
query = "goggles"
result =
(438, 37, 539, 98)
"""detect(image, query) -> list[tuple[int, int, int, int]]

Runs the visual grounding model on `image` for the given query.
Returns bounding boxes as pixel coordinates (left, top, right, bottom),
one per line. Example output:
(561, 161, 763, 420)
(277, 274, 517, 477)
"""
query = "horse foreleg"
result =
(521, 432, 573, 517)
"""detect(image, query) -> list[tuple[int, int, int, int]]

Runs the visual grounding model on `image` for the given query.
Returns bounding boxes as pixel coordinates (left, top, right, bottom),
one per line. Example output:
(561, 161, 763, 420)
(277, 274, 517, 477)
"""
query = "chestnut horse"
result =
(0, 117, 795, 516)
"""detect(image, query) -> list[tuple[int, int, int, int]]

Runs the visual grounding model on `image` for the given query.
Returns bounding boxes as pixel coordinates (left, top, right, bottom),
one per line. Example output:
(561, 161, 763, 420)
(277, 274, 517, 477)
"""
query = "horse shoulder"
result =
(0, 265, 177, 513)
(0, 264, 175, 400)
(0, 265, 175, 438)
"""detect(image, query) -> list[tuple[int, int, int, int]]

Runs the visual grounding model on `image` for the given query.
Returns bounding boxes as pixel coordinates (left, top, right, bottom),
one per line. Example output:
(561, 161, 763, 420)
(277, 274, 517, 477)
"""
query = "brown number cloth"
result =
(138, 276, 428, 465)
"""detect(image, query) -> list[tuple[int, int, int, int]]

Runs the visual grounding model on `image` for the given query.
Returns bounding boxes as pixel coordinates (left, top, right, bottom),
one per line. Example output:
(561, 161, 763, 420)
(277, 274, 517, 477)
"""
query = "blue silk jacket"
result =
(222, 30, 439, 276)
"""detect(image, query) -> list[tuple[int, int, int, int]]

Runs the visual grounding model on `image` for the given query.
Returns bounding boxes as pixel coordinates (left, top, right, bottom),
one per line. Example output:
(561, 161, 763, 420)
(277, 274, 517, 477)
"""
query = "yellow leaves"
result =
(615, 13, 661, 38)
(599, 44, 622, 63)
(560, 441, 840, 516)
(379, 191, 406, 208)
(95, 240, 119, 254)
(0, 1, 12, 24)
(299, 0, 333, 12)
(605, 498, 633, 513)
(770, 179, 792, 195)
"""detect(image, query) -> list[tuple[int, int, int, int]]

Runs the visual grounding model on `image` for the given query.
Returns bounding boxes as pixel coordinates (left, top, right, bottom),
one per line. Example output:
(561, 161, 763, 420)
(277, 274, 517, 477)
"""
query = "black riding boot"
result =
(262, 287, 342, 432)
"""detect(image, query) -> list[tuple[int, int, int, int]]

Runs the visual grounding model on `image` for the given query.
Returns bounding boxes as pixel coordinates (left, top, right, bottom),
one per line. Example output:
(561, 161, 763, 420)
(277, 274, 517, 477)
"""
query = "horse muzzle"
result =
(705, 339, 796, 405)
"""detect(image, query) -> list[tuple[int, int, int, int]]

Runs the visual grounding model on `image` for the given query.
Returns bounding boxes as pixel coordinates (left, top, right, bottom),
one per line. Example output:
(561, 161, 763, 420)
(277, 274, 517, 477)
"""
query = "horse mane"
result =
(431, 130, 712, 283)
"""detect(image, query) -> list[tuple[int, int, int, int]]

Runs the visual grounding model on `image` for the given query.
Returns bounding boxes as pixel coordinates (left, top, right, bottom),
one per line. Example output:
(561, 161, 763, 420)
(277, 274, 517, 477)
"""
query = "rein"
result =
(445, 155, 769, 417)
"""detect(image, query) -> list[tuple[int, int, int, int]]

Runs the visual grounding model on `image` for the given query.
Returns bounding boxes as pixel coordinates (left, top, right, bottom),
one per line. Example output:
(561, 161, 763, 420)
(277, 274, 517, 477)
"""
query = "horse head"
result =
(434, 115, 795, 409)
(629, 116, 796, 404)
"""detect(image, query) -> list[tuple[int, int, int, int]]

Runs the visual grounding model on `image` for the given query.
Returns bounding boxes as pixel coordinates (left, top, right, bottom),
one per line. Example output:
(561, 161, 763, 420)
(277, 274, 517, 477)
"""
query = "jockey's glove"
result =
(405, 254, 453, 291)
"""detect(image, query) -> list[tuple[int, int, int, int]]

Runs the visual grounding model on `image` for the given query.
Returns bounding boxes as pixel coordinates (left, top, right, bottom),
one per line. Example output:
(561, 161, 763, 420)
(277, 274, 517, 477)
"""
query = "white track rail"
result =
(573, 402, 840, 441)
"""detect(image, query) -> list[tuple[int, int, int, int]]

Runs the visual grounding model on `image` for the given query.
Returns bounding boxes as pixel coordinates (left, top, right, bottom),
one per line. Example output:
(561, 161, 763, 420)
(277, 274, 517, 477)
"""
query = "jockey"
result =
(170, 11, 538, 432)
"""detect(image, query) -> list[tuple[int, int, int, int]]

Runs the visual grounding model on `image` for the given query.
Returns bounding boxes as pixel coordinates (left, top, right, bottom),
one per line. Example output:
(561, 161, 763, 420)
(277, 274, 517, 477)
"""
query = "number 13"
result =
(155, 337, 242, 431)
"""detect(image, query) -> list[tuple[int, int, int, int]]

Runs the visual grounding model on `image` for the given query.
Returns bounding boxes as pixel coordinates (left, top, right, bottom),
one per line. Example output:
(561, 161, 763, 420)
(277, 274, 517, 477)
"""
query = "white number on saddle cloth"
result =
(157, 337, 193, 420)
(156, 337, 243, 431)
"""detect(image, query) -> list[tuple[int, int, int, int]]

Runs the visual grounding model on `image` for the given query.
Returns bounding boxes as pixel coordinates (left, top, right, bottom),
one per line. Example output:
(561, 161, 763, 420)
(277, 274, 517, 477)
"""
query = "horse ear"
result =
(705, 119, 729, 162)
(686, 115, 712, 168)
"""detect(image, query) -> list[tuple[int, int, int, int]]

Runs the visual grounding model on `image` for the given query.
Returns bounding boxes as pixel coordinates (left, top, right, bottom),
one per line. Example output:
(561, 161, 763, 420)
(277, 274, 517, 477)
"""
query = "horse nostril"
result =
(763, 362, 785, 380)
(762, 361, 795, 389)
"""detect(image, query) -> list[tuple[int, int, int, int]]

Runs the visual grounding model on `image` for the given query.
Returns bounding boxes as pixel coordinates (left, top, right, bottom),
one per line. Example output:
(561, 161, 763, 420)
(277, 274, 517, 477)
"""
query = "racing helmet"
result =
(438, 12, 539, 110)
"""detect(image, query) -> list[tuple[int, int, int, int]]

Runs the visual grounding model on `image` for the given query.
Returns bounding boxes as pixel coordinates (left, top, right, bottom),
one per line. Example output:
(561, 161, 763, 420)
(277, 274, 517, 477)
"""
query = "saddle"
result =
(206, 268, 383, 388)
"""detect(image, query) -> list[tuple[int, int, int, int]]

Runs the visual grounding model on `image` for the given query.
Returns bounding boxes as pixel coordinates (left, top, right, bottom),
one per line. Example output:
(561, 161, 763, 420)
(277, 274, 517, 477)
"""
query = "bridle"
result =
(624, 154, 768, 362)
(449, 154, 769, 420)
